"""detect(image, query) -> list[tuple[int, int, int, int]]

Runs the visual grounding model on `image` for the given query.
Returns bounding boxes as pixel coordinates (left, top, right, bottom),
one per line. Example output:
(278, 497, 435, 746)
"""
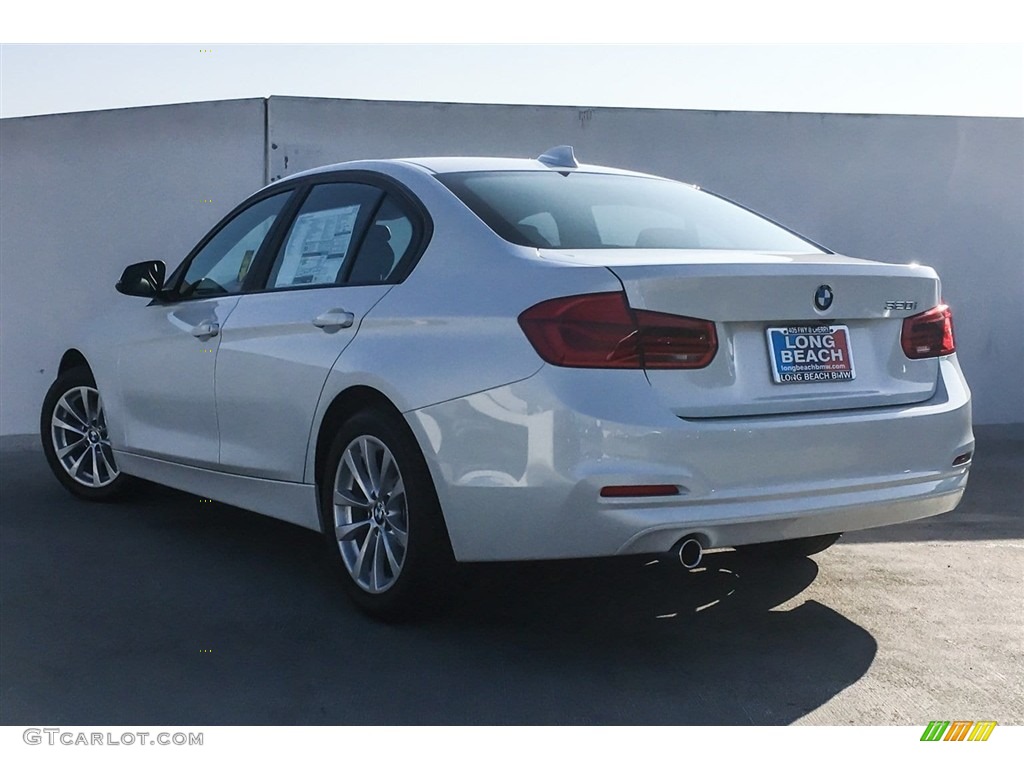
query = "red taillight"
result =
(901, 304, 956, 359)
(518, 292, 717, 369)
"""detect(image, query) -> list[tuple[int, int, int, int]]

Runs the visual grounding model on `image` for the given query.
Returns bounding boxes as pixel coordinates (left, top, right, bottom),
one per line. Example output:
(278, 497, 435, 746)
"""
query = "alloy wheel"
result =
(332, 435, 409, 594)
(50, 385, 119, 488)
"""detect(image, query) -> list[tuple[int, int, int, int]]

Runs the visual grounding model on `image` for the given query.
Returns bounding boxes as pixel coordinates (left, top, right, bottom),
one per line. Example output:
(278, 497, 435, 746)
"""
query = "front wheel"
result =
(40, 366, 129, 501)
(743, 532, 842, 559)
(321, 408, 453, 620)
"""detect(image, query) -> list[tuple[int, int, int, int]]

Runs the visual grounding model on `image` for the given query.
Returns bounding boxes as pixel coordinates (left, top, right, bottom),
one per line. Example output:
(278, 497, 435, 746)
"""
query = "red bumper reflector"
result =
(600, 484, 680, 498)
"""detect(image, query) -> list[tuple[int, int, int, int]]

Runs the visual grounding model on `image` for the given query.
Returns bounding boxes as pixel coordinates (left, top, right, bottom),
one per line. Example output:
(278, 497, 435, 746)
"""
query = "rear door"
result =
(215, 179, 427, 481)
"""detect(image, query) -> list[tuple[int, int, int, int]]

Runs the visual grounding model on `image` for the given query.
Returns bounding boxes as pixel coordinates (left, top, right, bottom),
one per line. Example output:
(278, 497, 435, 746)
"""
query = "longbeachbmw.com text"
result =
(23, 728, 203, 746)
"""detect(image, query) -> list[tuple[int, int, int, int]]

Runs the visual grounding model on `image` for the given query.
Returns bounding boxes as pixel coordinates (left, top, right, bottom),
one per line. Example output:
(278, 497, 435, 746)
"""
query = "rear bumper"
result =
(614, 482, 964, 555)
(407, 355, 973, 561)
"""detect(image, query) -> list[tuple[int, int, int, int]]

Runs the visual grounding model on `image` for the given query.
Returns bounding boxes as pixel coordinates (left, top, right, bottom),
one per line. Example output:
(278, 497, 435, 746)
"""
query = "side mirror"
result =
(116, 260, 166, 297)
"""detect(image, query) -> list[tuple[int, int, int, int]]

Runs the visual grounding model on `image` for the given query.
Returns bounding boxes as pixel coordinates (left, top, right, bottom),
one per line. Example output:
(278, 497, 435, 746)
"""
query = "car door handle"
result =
(191, 321, 220, 340)
(313, 309, 355, 330)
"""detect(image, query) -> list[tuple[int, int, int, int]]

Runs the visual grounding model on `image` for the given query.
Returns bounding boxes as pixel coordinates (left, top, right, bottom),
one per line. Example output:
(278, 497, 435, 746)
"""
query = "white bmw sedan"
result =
(41, 147, 973, 618)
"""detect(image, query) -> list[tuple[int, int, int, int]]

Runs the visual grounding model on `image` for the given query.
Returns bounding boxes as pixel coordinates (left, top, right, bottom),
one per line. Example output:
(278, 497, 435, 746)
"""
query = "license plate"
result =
(766, 325, 856, 384)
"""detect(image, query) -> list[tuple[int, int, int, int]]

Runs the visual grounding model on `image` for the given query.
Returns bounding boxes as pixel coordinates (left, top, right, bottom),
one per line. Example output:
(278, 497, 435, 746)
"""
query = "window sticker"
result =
(275, 205, 360, 287)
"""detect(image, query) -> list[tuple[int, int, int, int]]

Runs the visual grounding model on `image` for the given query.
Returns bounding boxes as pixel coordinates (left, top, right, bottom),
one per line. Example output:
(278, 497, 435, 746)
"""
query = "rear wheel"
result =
(321, 408, 453, 620)
(743, 532, 842, 559)
(40, 366, 129, 501)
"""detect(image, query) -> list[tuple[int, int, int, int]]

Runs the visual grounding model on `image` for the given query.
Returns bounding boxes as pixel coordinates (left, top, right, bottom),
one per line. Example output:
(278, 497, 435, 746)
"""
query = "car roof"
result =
(277, 154, 667, 184)
(396, 156, 657, 177)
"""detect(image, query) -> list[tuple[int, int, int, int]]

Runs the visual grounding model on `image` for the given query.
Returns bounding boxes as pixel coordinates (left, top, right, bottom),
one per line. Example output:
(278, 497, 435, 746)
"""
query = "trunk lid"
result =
(538, 249, 942, 417)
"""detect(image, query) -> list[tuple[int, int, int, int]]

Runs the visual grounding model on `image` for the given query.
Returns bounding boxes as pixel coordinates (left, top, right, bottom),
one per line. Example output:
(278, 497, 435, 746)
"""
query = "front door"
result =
(116, 191, 293, 466)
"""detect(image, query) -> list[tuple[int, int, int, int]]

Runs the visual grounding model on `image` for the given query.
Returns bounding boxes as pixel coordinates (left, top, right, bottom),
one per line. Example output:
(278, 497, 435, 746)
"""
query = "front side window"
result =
(267, 183, 382, 290)
(178, 192, 291, 299)
(437, 171, 822, 253)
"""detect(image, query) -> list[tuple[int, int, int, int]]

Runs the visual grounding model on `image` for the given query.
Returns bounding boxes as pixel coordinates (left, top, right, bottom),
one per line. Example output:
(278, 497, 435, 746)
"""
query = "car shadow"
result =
(1, 449, 876, 725)
(412, 554, 874, 724)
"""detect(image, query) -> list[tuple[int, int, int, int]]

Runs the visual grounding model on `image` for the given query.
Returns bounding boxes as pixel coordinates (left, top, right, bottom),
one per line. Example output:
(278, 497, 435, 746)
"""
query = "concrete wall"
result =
(2, 96, 1021, 435)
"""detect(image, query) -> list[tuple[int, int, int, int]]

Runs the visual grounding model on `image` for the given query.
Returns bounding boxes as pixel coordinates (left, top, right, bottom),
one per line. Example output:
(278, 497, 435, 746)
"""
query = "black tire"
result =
(743, 532, 842, 559)
(40, 365, 130, 501)
(320, 407, 454, 620)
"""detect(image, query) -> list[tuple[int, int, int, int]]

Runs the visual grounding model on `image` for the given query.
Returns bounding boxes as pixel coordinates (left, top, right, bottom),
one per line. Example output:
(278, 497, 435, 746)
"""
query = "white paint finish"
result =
(113, 451, 322, 532)
(115, 295, 239, 466)
(216, 285, 393, 481)
(605, 256, 941, 416)
(297, 251, 620, 482)
(617, 490, 966, 555)
(0, 98, 267, 435)
(408, 355, 972, 561)
(601, 255, 941, 320)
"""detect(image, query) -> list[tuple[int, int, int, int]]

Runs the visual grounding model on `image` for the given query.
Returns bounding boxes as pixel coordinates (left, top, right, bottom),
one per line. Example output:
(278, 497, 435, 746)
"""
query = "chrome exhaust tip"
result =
(677, 537, 703, 569)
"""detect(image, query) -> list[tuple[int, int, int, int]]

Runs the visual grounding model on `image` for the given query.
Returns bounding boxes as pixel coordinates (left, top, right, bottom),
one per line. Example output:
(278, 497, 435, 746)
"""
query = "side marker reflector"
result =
(600, 484, 679, 498)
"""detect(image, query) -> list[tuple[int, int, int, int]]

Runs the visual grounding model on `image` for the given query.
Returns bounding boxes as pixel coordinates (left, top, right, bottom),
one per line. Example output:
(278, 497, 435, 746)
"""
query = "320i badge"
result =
(40, 146, 973, 618)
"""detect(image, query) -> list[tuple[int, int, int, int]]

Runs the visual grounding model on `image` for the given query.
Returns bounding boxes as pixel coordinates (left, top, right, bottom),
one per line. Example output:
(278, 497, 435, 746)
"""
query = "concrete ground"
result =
(1, 428, 1021, 725)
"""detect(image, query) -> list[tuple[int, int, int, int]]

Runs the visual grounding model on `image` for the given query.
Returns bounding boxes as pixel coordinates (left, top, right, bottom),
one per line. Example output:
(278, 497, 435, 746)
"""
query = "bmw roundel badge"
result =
(814, 284, 834, 311)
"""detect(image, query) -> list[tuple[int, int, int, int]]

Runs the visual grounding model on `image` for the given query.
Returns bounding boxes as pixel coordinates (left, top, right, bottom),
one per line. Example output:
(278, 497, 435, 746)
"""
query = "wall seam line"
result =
(263, 97, 270, 186)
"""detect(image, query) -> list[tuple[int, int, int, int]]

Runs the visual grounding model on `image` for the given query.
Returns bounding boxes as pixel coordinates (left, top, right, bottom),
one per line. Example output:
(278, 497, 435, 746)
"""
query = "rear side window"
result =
(438, 171, 821, 253)
(346, 196, 418, 285)
(265, 184, 425, 289)
(267, 183, 383, 289)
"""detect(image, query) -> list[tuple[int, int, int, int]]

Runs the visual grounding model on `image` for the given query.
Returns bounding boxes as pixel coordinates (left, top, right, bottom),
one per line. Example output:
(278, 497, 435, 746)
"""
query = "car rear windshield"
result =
(437, 171, 823, 252)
